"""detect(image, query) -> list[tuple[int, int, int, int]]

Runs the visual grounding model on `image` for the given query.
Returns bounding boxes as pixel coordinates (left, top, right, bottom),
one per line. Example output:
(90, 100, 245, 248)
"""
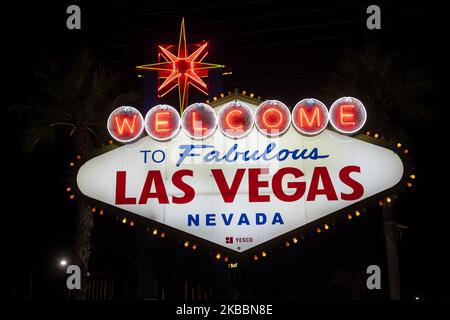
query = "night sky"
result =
(5, 0, 449, 301)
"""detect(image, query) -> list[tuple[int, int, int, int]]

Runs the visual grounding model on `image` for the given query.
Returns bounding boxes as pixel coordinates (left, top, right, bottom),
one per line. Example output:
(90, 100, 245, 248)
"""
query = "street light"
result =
(28, 257, 69, 300)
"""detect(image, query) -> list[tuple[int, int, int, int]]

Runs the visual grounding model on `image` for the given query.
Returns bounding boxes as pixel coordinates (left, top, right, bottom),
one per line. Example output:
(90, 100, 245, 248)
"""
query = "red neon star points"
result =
(136, 18, 224, 112)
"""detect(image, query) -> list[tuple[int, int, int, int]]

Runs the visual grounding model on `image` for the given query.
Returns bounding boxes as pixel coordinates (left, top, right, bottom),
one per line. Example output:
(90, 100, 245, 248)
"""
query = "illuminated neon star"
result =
(136, 18, 224, 112)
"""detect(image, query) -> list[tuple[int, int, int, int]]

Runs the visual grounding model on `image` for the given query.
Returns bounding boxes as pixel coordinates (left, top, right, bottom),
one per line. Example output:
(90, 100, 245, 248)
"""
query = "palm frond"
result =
(21, 123, 65, 153)
(111, 91, 141, 110)
(326, 45, 432, 143)
(19, 49, 140, 154)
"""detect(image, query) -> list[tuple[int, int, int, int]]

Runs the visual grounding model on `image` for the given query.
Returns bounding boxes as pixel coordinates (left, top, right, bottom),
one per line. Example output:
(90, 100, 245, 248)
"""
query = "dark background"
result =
(4, 0, 449, 300)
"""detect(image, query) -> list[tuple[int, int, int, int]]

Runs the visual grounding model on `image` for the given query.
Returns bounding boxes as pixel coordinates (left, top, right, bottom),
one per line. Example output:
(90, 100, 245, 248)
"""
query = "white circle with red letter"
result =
(144, 104, 180, 141)
(107, 106, 144, 143)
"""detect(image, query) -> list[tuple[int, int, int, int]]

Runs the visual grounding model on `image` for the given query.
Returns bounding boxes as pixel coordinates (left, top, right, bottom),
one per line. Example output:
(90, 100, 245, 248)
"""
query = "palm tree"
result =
(15, 49, 139, 299)
(328, 256, 368, 300)
(326, 44, 432, 299)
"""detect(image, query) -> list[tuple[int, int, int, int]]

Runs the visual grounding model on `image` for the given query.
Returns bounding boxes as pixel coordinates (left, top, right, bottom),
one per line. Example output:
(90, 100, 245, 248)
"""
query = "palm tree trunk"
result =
(72, 130, 95, 300)
(73, 201, 93, 300)
(351, 282, 362, 300)
(382, 204, 401, 300)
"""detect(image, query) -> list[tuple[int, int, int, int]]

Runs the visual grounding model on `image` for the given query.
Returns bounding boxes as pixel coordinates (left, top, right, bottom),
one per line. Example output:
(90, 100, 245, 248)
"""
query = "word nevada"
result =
(107, 97, 366, 143)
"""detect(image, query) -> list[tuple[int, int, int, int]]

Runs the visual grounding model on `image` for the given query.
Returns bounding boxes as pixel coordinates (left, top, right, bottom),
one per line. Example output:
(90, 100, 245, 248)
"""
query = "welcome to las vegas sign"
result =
(77, 97, 404, 252)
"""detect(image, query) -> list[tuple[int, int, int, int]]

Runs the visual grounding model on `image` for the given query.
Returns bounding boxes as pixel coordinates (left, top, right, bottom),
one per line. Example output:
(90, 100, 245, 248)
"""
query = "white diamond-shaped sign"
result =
(77, 123, 403, 252)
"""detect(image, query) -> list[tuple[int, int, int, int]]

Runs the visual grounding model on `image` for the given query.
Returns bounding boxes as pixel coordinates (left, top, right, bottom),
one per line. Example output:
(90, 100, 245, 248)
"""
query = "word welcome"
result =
(107, 97, 366, 143)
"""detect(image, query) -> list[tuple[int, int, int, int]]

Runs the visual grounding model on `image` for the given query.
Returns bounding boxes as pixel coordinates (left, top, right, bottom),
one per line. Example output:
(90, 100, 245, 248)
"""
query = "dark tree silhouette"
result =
(15, 49, 139, 299)
(326, 44, 432, 299)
